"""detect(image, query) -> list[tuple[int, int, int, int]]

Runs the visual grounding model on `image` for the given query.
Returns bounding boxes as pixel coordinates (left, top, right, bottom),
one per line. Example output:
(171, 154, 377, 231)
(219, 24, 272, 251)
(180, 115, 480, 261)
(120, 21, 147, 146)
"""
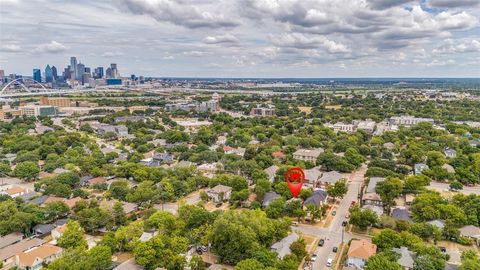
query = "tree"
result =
(365, 254, 402, 270)
(289, 239, 307, 259)
(372, 229, 403, 250)
(349, 207, 378, 230)
(44, 201, 69, 222)
(403, 175, 431, 194)
(108, 180, 131, 200)
(450, 181, 463, 191)
(326, 179, 348, 201)
(460, 250, 480, 270)
(13, 161, 39, 181)
(236, 259, 265, 270)
(306, 204, 322, 223)
(266, 197, 285, 219)
(376, 177, 403, 213)
(57, 220, 88, 249)
(112, 202, 127, 226)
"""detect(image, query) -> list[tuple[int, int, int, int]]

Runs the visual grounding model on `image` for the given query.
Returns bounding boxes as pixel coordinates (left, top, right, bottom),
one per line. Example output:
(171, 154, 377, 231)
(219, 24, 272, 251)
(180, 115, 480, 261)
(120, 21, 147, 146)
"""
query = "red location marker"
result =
(285, 167, 305, 198)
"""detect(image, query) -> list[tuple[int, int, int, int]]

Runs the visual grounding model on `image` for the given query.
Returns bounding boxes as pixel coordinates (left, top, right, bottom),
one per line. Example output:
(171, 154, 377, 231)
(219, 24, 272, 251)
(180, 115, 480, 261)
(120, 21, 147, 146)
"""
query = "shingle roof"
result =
(459, 225, 480, 238)
(391, 208, 412, 223)
(366, 177, 384, 193)
(304, 189, 328, 206)
(347, 239, 377, 260)
(393, 247, 415, 268)
(319, 171, 344, 184)
(0, 232, 23, 249)
(262, 192, 280, 207)
(0, 238, 44, 261)
(271, 233, 299, 258)
(16, 244, 62, 267)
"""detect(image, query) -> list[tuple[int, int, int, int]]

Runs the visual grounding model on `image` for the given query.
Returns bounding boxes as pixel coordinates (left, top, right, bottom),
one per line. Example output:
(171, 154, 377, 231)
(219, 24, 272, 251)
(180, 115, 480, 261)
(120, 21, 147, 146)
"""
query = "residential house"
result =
(362, 177, 384, 207)
(262, 192, 280, 208)
(361, 205, 384, 216)
(141, 153, 175, 167)
(318, 171, 344, 187)
(207, 185, 232, 203)
(459, 225, 480, 245)
(414, 163, 429, 175)
(15, 244, 62, 270)
(427, 219, 445, 230)
(114, 258, 143, 270)
(346, 239, 377, 269)
(293, 148, 324, 162)
(391, 207, 413, 223)
(271, 233, 299, 259)
(0, 232, 23, 249)
(96, 124, 129, 138)
(264, 165, 279, 182)
(383, 142, 396, 150)
(223, 146, 245, 156)
(354, 120, 376, 133)
(389, 116, 434, 126)
(272, 151, 286, 159)
(0, 238, 44, 269)
(198, 163, 222, 178)
(18, 191, 39, 201)
(470, 140, 479, 148)
(332, 122, 356, 133)
(393, 247, 415, 270)
(304, 189, 328, 207)
(442, 164, 455, 173)
(304, 168, 322, 187)
(444, 148, 457, 158)
(100, 200, 138, 216)
(1, 186, 26, 198)
(79, 175, 94, 186)
(32, 224, 56, 238)
(51, 224, 67, 241)
(65, 197, 82, 209)
(87, 176, 106, 186)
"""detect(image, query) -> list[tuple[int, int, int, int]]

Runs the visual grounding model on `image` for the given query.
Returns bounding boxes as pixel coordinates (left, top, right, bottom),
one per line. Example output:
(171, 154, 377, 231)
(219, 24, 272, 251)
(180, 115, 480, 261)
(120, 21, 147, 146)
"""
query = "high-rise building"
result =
(106, 67, 113, 79)
(110, 63, 119, 78)
(0, 70, 4, 78)
(94, 67, 104, 78)
(45, 65, 53, 83)
(33, 69, 41, 83)
(76, 63, 85, 81)
(70, 57, 77, 80)
(51, 66, 58, 80)
(63, 66, 71, 79)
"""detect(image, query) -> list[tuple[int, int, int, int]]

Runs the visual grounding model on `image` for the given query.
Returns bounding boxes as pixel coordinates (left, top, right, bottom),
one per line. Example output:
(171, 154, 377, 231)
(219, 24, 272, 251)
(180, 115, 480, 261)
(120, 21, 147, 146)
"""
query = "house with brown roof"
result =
(1, 186, 26, 198)
(15, 244, 62, 270)
(65, 197, 82, 209)
(0, 238, 44, 269)
(346, 239, 377, 269)
(87, 176, 106, 186)
(0, 232, 23, 249)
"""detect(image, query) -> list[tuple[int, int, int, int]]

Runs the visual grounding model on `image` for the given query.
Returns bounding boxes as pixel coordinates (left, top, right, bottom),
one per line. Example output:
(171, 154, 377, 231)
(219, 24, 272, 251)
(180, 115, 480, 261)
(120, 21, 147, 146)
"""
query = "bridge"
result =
(0, 78, 106, 98)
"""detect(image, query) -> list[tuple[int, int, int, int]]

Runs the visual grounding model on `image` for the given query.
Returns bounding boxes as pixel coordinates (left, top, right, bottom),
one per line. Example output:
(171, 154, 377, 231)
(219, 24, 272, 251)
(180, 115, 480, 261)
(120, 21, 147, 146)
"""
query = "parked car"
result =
(215, 202, 222, 207)
(311, 254, 318, 262)
(292, 221, 299, 226)
(326, 258, 333, 267)
(439, 246, 447, 252)
(332, 246, 338, 253)
(318, 239, 325, 246)
(332, 211, 336, 216)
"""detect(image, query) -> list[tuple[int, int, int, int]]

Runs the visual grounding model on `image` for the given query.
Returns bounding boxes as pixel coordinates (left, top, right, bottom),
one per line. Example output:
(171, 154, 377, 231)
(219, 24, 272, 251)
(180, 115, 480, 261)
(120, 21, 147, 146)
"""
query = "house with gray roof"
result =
(444, 148, 456, 158)
(264, 165, 279, 182)
(318, 171, 344, 187)
(427, 219, 445, 229)
(293, 148, 324, 162)
(304, 168, 322, 186)
(271, 233, 299, 258)
(391, 207, 413, 223)
(304, 189, 328, 207)
(393, 247, 415, 269)
(262, 192, 280, 208)
(414, 163, 429, 175)
(459, 225, 480, 245)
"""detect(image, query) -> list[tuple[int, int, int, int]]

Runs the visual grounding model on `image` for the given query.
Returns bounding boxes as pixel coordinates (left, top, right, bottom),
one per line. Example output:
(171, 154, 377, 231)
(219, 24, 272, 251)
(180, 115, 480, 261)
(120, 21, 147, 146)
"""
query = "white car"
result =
(311, 254, 318, 262)
(326, 258, 333, 267)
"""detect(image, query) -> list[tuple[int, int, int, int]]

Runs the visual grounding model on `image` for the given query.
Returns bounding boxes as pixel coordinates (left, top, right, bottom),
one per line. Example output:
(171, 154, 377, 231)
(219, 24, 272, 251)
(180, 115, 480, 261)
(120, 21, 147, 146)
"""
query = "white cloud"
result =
(433, 39, 480, 54)
(0, 44, 21, 52)
(203, 34, 239, 44)
(33, 41, 67, 54)
(270, 33, 350, 53)
(102, 51, 124, 57)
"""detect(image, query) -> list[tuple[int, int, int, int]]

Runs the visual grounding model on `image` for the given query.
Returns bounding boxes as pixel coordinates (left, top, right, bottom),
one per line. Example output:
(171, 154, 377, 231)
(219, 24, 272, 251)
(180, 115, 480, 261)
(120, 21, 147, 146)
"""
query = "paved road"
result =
(428, 181, 480, 195)
(294, 165, 366, 270)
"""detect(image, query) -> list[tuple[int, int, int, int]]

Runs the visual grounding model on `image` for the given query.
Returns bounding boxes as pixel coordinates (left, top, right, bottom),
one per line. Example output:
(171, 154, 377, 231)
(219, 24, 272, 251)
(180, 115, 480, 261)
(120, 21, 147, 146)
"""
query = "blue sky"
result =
(0, 0, 479, 77)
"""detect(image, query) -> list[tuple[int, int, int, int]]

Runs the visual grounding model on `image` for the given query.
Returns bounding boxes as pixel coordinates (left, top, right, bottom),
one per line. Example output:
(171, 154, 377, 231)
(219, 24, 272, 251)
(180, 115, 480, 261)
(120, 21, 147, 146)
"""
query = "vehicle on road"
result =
(332, 246, 338, 253)
(326, 258, 333, 267)
(318, 239, 325, 246)
(332, 211, 336, 216)
(342, 221, 348, 226)
(215, 203, 222, 207)
(439, 246, 446, 252)
(311, 254, 317, 262)
(292, 221, 299, 226)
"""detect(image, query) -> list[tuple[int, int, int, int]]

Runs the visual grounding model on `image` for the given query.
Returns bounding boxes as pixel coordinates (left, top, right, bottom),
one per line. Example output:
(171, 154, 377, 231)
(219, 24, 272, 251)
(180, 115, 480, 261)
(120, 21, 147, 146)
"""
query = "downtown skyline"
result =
(0, 0, 479, 78)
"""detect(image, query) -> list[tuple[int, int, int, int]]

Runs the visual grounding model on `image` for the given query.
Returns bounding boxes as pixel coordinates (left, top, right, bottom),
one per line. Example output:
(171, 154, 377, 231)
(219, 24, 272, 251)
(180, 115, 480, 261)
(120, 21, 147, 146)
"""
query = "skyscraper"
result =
(51, 66, 58, 80)
(33, 69, 41, 83)
(76, 63, 85, 82)
(45, 65, 53, 83)
(94, 67, 104, 78)
(110, 63, 119, 78)
(70, 57, 77, 80)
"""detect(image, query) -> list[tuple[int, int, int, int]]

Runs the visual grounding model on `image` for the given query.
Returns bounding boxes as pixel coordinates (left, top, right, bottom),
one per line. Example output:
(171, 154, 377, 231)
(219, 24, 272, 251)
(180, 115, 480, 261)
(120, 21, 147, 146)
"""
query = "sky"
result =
(0, 0, 479, 78)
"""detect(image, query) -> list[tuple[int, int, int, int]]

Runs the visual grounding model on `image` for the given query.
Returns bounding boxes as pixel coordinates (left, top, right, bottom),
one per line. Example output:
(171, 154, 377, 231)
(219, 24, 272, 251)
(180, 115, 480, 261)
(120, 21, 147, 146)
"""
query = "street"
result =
(294, 165, 367, 270)
(428, 181, 480, 195)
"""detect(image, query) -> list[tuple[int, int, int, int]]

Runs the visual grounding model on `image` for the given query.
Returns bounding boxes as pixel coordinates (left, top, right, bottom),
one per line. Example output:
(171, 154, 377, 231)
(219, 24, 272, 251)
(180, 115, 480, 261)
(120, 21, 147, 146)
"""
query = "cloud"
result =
(102, 51, 125, 57)
(270, 33, 350, 53)
(33, 41, 67, 53)
(428, 0, 479, 8)
(117, 0, 239, 29)
(0, 44, 21, 52)
(366, 0, 414, 10)
(183, 51, 210, 57)
(433, 39, 480, 54)
(203, 34, 239, 44)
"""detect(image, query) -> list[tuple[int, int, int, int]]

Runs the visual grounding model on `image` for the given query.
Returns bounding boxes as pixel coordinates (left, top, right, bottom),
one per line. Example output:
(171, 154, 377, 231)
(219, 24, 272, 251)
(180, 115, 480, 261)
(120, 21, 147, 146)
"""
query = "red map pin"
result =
(285, 167, 305, 198)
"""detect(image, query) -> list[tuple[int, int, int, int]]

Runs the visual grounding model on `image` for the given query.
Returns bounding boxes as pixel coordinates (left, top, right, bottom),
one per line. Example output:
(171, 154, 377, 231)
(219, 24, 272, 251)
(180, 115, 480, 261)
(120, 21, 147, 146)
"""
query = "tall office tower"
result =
(110, 63, 118, 78)
(0, 70, 4, 78)
(106, 67, 113, 79)
(63, 66, 70, 79)
(84, 67, 91, 74)
(45, 65, 53, 83)
(70, 57, 77, 80)
(51, 66, 58, 80)
(33, 69, 41, 83)
(94, 67, 104, 78)
(76, 62, 85, 81)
